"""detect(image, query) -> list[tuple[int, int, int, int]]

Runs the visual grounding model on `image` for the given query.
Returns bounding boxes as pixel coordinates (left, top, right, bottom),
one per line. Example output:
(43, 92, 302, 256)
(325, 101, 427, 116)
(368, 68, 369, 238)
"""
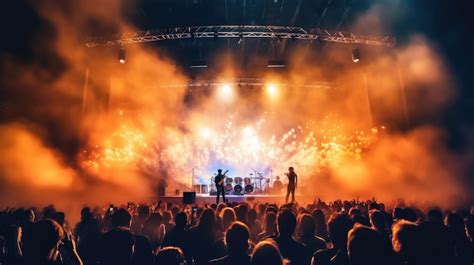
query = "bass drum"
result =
(244, 184, 254, 194)
(233, 184, 243, 194)
(234, 177, 243, 185)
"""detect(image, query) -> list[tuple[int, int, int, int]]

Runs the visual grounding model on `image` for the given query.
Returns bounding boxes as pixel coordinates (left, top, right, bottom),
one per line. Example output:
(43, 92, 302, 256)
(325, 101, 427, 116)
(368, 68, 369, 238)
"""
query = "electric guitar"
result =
(214, 170, 229, 189)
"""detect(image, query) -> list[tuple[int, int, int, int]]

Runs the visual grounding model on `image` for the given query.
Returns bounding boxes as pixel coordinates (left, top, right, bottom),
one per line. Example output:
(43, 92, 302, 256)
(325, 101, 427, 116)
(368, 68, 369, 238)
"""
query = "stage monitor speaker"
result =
(183, 192, 196, 204)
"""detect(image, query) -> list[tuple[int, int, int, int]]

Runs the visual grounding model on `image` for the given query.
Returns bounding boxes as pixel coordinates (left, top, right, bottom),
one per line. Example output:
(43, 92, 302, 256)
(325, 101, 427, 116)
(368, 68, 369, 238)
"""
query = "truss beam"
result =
(85, 25, 395, 48)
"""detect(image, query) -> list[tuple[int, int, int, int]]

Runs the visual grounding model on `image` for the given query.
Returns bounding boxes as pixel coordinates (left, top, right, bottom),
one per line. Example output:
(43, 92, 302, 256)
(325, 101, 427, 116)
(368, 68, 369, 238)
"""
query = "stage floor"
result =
(160, 193, 305, 204)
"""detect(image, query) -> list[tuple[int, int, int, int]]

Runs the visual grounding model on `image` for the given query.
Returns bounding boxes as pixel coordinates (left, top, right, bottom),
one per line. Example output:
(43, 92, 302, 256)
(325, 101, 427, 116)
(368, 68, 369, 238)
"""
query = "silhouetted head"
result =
(369, 210, 386, 231)
(236, 204, 249, 223)
(264, 212, 277, 232)
(100, 227, 135, 265)
(175, 212, 187, 228)
(251, 239, 284, 265)
(288, 167, 294, 172)
(221, 207, 236, 230)
(81, 207, 92, 221)
(427, 209, 443, 223)
(247, 209, 257, 223)
(112, 208, 132, 228)
(348, 224, 388, 265)
(198, 208, 216, 232)
(225, 221, 250, 255)
(277, 209, 296, 237)
(22, 219, 64, 262)
(26, 208, 36, 222)
(155, 246, 185, 265)
(445, 213, 464, 236)
(348, 207, 362, 218)
(137, 205, 150, 220)
(145, 212, 163, 227)
(392, 220, 420, 263)
(311, 209, 326, 225)
(312, 249, 332, 265)
(163, 210, 173, 224)
(404, 208, 418, 222)
(298, 213, 316, 238)
(328, 213, 353, 250)
(218, 169, 222, 173)
(52, 212, 65, 227)
(393, 207, 404, 220)
(368, 202, 380, 211)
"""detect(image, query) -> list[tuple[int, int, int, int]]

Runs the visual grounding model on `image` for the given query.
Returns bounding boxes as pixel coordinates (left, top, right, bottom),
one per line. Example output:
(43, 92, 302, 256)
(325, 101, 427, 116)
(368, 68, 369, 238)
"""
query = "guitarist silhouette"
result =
(214, 169, 229, 204)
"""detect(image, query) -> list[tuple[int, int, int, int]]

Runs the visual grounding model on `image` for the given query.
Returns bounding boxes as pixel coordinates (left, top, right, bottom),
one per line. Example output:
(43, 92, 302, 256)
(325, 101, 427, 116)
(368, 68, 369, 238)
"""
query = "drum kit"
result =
(208, 171, 275, 195)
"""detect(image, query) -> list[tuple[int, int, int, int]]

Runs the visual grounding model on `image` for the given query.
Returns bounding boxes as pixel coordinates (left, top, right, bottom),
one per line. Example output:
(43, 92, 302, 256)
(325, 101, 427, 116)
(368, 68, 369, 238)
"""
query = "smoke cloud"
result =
(0, 0, 471, 219)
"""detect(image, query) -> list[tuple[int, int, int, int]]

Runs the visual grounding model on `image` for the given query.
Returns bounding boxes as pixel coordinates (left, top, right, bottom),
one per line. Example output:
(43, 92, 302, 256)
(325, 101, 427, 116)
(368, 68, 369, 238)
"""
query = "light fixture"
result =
(267, 59, 286, 68)
(190, 60, 208, 68)
(352, 47, 360, 63)
(266, 83, 279, 98)
(118, 47, 126, 64)
(237, 33, 243, 45)
(217, 83, 234, 102)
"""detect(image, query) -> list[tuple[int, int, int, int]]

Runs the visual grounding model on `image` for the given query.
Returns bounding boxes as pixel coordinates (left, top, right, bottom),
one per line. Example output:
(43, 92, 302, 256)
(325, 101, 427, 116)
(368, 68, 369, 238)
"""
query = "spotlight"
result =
(266, 83, 279, 98)
(267, 59, 286, 68)
(199, 127, 212, 139)
(352, 47, 360, 63)
(242, 126, 254, 136)
(221, 84, 232, 94)
(217, 83, 234, 101)
(118, 47, 126, 64)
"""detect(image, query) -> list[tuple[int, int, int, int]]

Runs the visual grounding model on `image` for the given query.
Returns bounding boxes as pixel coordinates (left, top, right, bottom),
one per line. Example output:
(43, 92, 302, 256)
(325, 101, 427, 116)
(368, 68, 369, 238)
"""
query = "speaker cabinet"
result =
(183, 192, 196, 204)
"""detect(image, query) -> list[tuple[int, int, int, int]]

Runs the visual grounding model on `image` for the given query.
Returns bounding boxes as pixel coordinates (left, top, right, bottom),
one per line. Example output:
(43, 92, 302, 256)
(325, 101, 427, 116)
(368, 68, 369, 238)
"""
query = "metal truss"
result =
(85, 25, 395, 48)
(153, 78, 333, 90)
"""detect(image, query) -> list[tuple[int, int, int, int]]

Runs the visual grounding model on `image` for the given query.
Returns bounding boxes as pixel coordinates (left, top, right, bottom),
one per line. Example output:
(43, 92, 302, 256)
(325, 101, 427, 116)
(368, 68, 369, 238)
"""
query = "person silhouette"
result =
(110, 208, 154, 265)
(251, 239, 285, 265)
(275, 209, 309, 265)
(285, 167, 297, 203)
(155, 246, 186, 265)
(209, 221, 251, 265)
(215, 169, 228, 204)
(100, 227, 136, 265)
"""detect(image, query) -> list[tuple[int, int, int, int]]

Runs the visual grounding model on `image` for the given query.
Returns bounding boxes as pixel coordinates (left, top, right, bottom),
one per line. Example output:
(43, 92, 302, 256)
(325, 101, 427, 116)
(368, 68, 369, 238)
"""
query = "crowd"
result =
(1, 199, 473, 265)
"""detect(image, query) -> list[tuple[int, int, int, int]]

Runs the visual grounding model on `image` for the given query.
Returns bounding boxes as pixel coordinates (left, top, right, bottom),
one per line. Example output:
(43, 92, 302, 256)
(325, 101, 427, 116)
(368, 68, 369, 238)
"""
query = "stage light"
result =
(242, 126, 254, 136)
(118, 47, 126, 64)
(238, 33, 243, 45)
(266, 83, 278, 96)
(190, 60, 208, 68)
(199, 127, 212, 139)
(267, 59, 286, 68)
(217, 83, 234, 101)
(352, 47, 360, 63)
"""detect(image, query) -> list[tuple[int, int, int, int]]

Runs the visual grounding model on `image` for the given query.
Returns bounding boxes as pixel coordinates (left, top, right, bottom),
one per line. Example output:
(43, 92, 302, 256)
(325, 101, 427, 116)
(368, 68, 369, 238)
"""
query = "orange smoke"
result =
(0, 0, 471, 216)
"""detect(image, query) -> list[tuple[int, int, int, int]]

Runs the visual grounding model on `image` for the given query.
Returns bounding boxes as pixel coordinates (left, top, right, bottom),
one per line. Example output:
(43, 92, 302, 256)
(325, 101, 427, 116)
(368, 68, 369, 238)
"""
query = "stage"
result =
(159, 193, 306, 204)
